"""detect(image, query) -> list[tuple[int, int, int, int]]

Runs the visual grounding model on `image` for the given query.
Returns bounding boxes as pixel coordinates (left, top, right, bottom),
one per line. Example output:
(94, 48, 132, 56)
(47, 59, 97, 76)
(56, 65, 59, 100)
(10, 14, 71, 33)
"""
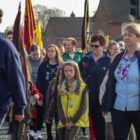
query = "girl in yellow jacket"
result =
(56, 60, 89, 140)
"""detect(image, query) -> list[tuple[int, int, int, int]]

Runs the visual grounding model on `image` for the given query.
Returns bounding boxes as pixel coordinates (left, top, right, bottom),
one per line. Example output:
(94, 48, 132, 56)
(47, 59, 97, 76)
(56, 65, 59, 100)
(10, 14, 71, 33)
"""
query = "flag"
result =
(21, 26, 24, 42)
(98, 30, 110, 49)
(24, 0, 36, 54)
(81, 0, 89, 54)
(35, 14, 43, 48)
(13, 2, 29, 98)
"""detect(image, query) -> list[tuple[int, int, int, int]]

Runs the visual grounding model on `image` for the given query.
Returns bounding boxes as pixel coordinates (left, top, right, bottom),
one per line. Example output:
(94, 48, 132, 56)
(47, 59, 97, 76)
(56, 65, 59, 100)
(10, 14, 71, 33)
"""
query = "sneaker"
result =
(82, 131, 89, 138)
(82, 134, 89, 138)
(78, 132, 89, 138)
(36, 131, 42, 140)
(42, 122, 45, 128)
(29, 130, 37, 140)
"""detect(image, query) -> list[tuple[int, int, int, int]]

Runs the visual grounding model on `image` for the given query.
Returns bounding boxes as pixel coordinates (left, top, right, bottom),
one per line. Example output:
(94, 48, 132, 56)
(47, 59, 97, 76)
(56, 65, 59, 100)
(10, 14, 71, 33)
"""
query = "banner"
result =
(13, 2, 29, 98)
(35, 15, 43, 48)
(24, 0, 36, 54)
(81, 0, 89, 53)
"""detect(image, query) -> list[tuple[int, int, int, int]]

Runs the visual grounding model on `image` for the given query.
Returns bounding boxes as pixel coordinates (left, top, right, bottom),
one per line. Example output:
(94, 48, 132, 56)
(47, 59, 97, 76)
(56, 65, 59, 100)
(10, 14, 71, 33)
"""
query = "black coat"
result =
(79, 52, 111, 111)
(36, 62, 58, 102)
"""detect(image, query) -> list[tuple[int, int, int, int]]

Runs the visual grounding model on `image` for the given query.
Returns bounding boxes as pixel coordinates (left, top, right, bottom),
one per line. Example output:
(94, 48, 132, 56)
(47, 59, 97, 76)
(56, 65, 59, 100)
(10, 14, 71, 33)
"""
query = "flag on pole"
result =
(24, 0, 36, 54)
(35, 14, 43, 48)
(81, 0, 89, 54)
(13, 2, 29, 98)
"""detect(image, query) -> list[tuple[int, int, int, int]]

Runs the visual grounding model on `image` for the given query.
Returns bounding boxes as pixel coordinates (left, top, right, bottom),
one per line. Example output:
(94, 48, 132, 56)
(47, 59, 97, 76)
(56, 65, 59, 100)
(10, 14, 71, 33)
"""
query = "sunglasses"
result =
(91, 45, 100, 48)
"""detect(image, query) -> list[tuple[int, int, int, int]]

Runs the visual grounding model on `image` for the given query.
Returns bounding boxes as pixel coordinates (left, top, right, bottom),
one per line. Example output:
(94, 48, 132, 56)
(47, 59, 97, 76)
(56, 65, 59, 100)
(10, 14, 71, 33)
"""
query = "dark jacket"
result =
(44, 78, 57, 120)
(102, 49, 140, 112)
(36, 62, 58, 102)
(44, 78, 56, 118)
(79, 52, 111, 111)
(0, 37, 27, 118)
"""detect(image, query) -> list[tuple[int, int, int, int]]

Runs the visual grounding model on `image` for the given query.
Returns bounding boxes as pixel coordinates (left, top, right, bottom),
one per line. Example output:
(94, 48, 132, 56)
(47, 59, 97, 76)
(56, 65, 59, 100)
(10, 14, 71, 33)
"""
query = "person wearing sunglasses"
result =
(79, 34, 111, 140)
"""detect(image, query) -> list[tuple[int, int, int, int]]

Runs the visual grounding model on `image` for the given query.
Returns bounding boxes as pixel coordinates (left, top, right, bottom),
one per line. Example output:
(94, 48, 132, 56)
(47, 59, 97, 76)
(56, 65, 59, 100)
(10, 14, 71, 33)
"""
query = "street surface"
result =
(0, 122, 90, 140)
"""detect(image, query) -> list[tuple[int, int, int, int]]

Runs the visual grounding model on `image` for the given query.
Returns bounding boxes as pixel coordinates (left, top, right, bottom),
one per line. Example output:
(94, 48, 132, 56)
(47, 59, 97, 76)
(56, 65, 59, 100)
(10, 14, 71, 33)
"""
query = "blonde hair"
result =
(59, 61, 83, 93)
(66, 37, 77, 47)
(124, 23, 140, 37)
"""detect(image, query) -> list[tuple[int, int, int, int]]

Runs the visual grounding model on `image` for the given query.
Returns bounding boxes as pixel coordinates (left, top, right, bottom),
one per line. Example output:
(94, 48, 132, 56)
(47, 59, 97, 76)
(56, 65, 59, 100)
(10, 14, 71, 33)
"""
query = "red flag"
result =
(13, 2, 29, 98)
(21, 26, 24, 42)
(24, 0, 36, 54)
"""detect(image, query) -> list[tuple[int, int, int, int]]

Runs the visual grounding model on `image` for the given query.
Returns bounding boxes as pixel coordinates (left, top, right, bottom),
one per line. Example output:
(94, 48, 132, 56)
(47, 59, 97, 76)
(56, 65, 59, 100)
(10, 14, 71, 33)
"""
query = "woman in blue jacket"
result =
(102, 23, 140, 140)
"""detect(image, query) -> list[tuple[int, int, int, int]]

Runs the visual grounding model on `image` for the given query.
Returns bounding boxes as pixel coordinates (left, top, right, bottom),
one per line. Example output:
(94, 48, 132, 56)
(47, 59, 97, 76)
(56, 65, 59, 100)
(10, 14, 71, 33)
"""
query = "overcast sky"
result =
(0, 0, 100, 32)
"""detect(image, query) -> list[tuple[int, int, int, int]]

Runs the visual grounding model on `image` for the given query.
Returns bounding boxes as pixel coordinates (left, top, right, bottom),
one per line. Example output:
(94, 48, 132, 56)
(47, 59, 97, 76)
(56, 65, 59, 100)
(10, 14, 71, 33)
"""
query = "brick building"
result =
(43, 0, 139, 47)
(93, 0, 136, 40)
(42, 17, 83, 49)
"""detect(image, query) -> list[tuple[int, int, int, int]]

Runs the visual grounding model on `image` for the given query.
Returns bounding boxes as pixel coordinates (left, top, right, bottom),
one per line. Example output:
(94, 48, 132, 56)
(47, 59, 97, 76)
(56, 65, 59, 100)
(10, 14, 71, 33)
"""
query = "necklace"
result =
(62, 79, 77, 95)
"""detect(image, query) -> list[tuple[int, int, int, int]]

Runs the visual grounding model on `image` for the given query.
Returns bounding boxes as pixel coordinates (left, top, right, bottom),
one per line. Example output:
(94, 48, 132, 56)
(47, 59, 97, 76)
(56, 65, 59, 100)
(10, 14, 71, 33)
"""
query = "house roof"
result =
(46, 17, 83, 38)
(100, 0, 131, 23)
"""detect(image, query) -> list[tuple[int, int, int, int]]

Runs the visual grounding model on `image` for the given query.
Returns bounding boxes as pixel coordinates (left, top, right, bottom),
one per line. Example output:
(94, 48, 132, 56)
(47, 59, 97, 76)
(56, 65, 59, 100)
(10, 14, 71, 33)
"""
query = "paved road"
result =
(0, 122, 90, 140)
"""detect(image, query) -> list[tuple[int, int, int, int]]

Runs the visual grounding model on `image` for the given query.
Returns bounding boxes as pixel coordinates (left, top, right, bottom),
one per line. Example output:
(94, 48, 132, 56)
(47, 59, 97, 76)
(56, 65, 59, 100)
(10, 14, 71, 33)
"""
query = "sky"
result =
(0, 0, 100, 32)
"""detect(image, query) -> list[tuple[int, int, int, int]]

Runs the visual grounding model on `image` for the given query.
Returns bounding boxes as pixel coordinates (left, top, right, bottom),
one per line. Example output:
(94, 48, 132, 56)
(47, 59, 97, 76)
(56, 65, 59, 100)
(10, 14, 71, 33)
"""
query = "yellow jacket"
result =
(57, 82, 89, 129)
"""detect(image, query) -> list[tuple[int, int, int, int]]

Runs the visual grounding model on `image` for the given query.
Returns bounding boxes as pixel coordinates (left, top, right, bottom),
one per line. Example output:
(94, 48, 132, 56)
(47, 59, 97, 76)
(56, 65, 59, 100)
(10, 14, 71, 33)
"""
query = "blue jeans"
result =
(0, 117, 5, 128)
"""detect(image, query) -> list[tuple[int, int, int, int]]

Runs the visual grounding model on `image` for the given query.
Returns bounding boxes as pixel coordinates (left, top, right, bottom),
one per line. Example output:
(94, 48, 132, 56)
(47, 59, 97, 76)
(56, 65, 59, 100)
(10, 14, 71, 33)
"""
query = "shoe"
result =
(83, 134, 89, 138)
(78, 132, 89, 138)
(42, 122, 45, 128)
(36, 131, 42, 140)
(29, 130, 37, 140)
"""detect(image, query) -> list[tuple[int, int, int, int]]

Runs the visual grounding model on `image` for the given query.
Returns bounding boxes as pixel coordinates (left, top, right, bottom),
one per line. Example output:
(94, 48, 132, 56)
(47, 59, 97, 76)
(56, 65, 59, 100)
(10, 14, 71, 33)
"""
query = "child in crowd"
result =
(29, 82, 43, 140)
(47, 61, 89, 140)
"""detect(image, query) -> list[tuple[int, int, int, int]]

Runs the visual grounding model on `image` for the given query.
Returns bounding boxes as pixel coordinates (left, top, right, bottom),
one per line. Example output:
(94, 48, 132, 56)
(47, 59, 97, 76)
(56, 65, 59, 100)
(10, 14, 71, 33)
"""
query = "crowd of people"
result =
(0, 7, 140, 140)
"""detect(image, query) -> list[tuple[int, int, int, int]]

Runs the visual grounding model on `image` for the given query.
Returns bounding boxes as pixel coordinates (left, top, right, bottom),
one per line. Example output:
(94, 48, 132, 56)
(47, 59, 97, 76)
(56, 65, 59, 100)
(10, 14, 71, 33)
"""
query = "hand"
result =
(46, 118, 51, 124)
(15, 115, 24, 122)
(37, 101, 43, 106)
(102, 112, 108, 119)
(10, 101, 14, 107)
(65, 122, 71, 130)
(69, 121, 74, 127)
(33, 94, 39, 100)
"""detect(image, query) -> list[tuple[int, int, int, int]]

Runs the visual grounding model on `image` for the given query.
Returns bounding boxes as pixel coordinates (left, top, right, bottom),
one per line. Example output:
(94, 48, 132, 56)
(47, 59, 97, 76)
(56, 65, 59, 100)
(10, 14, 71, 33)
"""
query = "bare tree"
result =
(33, 4, 65, 32)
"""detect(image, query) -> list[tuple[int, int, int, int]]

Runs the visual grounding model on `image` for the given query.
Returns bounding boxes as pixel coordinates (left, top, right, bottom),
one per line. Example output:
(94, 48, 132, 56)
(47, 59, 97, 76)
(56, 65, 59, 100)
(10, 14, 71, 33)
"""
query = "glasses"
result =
(91, 45, 100, 48)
